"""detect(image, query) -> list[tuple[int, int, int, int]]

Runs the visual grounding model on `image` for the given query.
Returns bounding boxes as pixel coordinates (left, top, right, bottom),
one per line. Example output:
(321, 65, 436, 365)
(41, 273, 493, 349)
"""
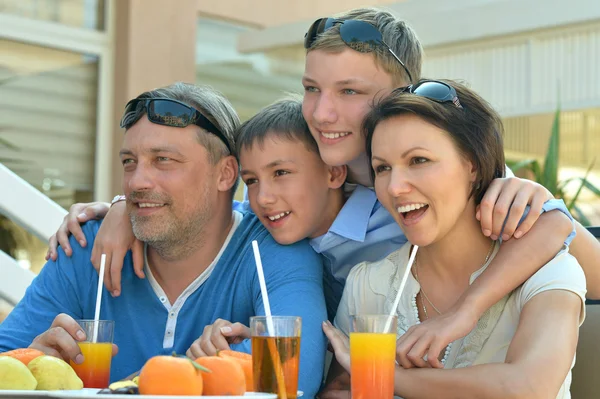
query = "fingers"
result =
(204, 320, 232, 354)
(101, 252, 114, 294)
(111, 344, 119, 357)
(405, 335, 431, 369)
(322, 321, 349, 354)
(221, 323, 251, 343)
(500, 185, 532, 240)
(30, 314, 85, 363)
(489, 179, 520, 239)
(47, 234, 59, 261)
(132, 240, 146, 279)
(514, 187, 546, 239)
(477, 179, 503, 238)
(426, 341, 445, 369)
(109, 250, 127, 297)
(187, 340, 208, 360)
(395, 327, 418, 369)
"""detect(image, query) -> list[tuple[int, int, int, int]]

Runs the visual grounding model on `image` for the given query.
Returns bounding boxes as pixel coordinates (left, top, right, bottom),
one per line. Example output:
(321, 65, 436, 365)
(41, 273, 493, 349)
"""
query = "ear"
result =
(216, 155, 239, 193)
(327, 164, 347, 189)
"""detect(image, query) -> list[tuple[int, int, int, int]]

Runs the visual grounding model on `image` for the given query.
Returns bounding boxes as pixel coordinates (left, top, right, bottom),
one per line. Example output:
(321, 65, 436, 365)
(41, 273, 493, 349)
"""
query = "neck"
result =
(311, 188, 346, 238)
(346, 152, 373, 187)
(147, 205, 234, 303)
(418, 204, 494, 284)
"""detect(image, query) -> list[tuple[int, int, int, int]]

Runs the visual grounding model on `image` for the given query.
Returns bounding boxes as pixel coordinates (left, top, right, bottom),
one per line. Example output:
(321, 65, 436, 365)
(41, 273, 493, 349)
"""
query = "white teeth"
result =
(268, 211, 290, 221)
(321, 132, 350, 139)
(138, 203, 165, 208)
(397, 203, 428, 213)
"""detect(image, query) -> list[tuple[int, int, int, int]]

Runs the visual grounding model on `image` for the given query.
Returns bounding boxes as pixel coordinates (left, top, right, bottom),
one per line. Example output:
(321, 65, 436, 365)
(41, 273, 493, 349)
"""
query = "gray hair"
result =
(129, 82, 241, 195)
(236, 94, 319, 156)
(308, 7, 423, 86)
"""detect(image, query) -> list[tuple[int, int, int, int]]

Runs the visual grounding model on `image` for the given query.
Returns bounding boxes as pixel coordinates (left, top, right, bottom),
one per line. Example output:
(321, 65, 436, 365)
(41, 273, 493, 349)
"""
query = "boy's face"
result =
(302, 48, 395, 167)
(240, 136, 344, 245)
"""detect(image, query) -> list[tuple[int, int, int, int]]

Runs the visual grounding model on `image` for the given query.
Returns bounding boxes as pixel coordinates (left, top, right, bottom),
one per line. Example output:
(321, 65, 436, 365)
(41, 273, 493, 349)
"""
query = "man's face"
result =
(302, 48, 395, 167)
(120, 116, 217, 246)
(240, 136, 341, 245)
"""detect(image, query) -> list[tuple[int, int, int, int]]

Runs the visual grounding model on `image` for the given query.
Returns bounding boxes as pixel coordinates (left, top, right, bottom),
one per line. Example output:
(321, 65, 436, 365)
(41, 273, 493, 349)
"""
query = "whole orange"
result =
(138, 355, 203, 395)
(218, 349, 253, 391)
(195, 356, 245, 395)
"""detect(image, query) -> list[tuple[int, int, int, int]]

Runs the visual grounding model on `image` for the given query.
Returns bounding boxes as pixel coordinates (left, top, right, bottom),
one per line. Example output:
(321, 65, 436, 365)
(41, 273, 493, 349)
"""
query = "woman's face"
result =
(371, 114, 478, 246)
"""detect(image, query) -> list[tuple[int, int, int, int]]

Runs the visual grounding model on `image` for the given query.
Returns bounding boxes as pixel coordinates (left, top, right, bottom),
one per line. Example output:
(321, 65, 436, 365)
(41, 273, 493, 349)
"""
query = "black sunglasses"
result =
(119, 98, 233, 154)
(393, 80, 463, 108)
(304, 17, 413, 84)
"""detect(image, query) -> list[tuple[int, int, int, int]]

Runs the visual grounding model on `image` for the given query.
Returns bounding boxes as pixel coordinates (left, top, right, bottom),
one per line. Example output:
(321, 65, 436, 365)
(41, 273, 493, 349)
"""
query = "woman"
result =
(323, 80, 586, 398)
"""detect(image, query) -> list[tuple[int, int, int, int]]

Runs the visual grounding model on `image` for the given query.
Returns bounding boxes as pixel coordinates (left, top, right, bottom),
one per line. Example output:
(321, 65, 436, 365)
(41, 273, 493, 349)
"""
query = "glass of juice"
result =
(350, 315, 397, 399)
(250, 316, 301, 399)
(70, 320, 114, 388)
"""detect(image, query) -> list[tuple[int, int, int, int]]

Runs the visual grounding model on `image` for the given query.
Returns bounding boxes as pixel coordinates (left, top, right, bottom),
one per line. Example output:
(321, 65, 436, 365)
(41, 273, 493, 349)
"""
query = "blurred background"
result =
(1, 0, 599, 318)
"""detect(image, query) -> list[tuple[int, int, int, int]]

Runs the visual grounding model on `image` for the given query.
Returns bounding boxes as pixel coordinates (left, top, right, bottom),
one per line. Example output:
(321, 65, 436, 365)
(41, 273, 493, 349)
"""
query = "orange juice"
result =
(70, 342, 112, 388)
(252, 336, 300, 399)
(350, 332, 396, 399)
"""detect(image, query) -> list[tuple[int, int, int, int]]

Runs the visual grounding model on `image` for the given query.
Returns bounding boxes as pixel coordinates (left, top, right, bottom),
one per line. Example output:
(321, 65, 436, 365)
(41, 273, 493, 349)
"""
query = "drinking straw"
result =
(384, 245, 419, 333)
(92, 254, 107, 343)
(251, 240, 287, 399)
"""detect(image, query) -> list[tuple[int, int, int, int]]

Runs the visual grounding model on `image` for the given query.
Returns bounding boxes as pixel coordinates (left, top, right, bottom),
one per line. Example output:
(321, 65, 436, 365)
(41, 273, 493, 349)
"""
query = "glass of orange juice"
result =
(350, 315, 397, 399)
(70, 320, 114, 388)
(250, 316, 301, 399)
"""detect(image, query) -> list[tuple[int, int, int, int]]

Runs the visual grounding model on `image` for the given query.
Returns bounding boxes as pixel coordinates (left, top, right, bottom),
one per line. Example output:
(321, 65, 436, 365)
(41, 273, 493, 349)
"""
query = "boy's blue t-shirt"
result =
(0, 212, 327, 398)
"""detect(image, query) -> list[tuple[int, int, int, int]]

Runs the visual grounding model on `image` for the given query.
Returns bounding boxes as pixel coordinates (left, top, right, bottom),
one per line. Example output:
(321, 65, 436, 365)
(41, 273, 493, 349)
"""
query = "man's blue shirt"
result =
(0, 212, 327, 398)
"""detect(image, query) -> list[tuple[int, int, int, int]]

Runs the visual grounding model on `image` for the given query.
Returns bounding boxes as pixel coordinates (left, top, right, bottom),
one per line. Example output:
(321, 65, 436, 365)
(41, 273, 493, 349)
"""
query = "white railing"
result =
(0, 163, 67, 305)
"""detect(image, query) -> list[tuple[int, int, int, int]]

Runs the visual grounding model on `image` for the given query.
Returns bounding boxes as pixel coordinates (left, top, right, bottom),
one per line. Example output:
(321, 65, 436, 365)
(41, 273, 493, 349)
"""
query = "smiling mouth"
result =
(137, 203, 166, 208)
(321, 131, 351, 139)
(267, 211, 291, 222)
(397, 203, 429, 222)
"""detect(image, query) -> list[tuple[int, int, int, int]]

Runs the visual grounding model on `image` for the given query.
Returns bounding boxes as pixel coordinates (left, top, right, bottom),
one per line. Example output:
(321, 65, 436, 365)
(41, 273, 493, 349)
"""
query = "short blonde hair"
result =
(307, 8, 423, 86)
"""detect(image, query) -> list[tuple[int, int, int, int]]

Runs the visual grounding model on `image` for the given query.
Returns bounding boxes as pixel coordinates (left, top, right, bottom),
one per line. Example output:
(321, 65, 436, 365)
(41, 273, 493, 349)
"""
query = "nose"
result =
(387, 167, 412, 197)
(311, 92, 338, 125)
(256, 181, 277, 208)
(125, 162, 155, 193)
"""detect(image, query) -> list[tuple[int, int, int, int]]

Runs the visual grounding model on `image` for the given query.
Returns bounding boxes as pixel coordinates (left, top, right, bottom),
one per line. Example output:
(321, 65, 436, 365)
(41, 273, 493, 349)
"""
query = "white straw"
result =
(384, 245, 419, 333)
(252, 240, 275, 335)
(92, 254, 106, 343)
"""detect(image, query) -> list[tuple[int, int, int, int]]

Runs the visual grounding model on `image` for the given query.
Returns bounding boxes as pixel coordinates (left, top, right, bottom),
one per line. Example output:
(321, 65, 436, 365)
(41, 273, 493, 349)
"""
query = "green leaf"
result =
(572, 204, 591, 226)
(542, 107, 560, 193)
(566, 160, 596, 209)
(508, 159, 538, 174)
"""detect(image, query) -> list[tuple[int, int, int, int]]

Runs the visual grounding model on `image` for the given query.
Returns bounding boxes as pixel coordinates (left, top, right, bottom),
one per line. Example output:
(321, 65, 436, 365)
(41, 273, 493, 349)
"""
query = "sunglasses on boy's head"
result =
(304, 17, 413, 84)
(393, 80, 463, 109)
(119, 97, 233, 154)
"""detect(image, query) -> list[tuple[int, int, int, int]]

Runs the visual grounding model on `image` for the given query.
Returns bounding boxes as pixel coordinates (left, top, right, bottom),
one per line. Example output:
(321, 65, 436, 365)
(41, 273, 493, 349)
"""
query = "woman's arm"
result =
(569, 221, 600, 298)
(395, 289, 582, 399)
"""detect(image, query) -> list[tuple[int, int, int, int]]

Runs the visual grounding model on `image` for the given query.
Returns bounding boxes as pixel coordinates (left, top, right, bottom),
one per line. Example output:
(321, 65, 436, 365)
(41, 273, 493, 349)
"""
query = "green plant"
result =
(507, 107, 600, 225)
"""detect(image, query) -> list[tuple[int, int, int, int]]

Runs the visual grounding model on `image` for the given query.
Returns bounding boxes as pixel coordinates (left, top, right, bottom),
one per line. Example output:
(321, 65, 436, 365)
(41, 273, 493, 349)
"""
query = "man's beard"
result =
(129, 190, 210, 260)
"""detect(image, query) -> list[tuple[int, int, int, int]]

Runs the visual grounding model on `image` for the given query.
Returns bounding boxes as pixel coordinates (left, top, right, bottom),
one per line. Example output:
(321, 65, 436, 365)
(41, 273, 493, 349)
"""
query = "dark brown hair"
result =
(363, 79, 505, 204)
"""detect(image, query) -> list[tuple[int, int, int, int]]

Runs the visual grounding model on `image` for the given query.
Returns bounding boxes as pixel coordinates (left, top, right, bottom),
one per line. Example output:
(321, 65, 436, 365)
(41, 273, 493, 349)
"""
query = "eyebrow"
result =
(240, 159, 295, 175)
(119, 147, 185, 157)
(371, 146, 429, 162)
(302, 76, 368, 86)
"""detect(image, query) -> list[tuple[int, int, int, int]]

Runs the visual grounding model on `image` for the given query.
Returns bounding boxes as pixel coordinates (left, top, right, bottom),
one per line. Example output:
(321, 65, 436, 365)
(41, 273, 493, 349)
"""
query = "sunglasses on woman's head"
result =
(119, 98, 233, 154)
(304, 17, 414, 84)
(393, 80, 463, 109)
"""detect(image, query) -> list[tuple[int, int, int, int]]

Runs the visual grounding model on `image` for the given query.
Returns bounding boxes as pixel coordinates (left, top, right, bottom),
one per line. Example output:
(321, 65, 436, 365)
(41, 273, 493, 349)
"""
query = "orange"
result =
(195, 356, 245, 395)
(0, 348, 45, 365)
(138, 355, 203, 395)
(218, 349, 253, 392)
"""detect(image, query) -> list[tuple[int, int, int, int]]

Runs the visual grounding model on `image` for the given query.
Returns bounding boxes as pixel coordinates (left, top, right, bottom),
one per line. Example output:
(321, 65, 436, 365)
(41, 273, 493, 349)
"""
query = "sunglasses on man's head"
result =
(119, 98, 233, 154)
(393, 80, 463, 109)
(304, 17, 413, 84)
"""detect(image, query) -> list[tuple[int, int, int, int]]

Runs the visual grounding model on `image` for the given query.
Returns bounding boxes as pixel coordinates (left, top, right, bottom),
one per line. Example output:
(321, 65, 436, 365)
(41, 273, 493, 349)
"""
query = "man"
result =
(0, 83, 327, 397)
